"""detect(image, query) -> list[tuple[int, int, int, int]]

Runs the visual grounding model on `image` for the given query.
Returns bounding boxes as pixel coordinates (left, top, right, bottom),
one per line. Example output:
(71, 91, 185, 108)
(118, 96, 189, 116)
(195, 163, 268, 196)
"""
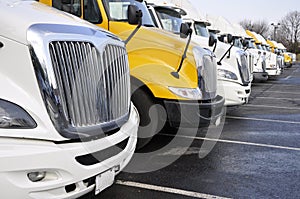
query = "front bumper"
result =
(163, 95, 225, 128)
(217, 80, 251, 106)
(253, 72, 268, 82)
(266, 68, 281, 76)
(0, 106, 139, 199)
(285, 62, 292, 67)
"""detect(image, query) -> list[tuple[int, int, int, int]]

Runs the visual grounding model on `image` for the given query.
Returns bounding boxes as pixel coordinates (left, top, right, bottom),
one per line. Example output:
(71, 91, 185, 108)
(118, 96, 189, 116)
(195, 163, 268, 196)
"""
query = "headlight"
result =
(0, 99, 36, 129)
(168, 87, 202, 100)
(217, 69, 238, 80)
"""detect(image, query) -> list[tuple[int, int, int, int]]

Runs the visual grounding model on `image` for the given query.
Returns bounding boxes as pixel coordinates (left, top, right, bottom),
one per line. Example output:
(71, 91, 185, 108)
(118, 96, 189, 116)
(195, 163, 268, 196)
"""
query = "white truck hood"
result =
(0, 0, 114, 45)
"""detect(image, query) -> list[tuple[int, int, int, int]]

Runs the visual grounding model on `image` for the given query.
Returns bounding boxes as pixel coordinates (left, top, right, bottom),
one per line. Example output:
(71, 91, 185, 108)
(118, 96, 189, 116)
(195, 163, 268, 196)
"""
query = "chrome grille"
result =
(276, 56, 283, 69)
(248, 54, 254, 74)
(239, 54, 250, 83)
(201, 55, 217, 99)
(49, 41, 130, 128)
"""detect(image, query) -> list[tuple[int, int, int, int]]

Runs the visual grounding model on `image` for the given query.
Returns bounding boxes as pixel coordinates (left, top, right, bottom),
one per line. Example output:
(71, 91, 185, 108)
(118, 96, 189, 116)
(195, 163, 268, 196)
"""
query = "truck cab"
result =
(229, 24, 268, 82)
(247, 31, 281, 76)
(147, 2, 251, 106)
(267, 39, 285, 72)
(206, 15, 252, 105)
(0, 0, 139, 198)
(277, 43, 293, 67)
(40, 0, 225, 148)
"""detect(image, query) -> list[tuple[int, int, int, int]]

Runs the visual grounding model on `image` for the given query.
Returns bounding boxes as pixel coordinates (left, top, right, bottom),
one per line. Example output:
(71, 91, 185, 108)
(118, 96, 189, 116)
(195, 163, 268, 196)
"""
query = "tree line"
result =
(240, 11, 300, 54)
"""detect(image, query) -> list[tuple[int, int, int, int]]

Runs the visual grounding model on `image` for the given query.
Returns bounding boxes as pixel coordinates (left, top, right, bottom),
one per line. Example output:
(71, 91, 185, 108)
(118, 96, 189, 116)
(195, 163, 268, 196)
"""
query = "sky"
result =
(189, 0, 299, 24)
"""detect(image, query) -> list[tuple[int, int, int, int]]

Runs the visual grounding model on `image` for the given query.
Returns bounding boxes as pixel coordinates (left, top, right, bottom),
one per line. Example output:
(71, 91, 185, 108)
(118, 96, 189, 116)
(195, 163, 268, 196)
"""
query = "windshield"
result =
(256, 44, 263, 50)
(154, 7, 183, 33)
(234, 38, 243, 48)
(103, 0, 155, 27)
(194, 22, 209, 37)
(209, 31, 218, 40)
(248, 40, 256, 49)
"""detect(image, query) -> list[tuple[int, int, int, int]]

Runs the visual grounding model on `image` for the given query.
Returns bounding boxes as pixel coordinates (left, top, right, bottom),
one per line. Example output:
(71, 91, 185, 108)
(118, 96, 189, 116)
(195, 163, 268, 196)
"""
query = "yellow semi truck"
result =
(277, 43, 293, 67)
(40, 0, 224, 148)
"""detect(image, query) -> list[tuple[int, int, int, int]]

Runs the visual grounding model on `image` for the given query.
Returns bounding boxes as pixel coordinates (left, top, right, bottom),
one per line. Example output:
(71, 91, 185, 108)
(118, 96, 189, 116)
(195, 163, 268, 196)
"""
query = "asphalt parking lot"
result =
(82, 64, 300, 199)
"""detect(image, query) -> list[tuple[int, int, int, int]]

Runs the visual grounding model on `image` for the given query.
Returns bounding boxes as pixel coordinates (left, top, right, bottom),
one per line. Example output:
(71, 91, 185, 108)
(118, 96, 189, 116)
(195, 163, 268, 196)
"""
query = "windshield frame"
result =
(153, 6, 183, 34)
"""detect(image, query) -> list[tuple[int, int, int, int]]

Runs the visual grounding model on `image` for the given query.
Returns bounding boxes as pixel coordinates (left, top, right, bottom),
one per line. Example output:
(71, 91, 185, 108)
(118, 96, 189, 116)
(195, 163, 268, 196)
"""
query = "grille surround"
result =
(194, 47, 218, 100)
(200, 55, 217, 100)
(28, 24, 130, 139)
(237, 52, 250, 85)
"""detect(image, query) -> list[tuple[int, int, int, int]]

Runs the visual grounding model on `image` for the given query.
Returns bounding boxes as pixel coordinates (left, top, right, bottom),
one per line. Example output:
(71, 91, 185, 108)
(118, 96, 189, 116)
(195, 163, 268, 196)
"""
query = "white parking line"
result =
(116, 180, 232, 199)
(255, 90, 300, 94)
(243, 104, 300, 110)
(283, 75, 292, 81)
(256, 96, 300, 101)
(251, 83, 273, 86)
(160, 134, 300, 152)
(226, 116, 300, 124)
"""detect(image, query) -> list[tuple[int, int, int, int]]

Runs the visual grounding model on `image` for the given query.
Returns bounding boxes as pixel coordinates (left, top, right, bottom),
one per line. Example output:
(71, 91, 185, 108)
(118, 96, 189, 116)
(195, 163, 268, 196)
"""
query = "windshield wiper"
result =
(143, 24, 155, 27)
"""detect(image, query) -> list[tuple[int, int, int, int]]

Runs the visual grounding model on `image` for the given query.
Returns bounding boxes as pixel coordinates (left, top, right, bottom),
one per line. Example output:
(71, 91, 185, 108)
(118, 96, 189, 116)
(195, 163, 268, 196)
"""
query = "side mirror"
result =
(128, 5, 143, 25)
(180, 23, 192, 39)
(209, 35, 217, 47)
(227, 34, 233, 44)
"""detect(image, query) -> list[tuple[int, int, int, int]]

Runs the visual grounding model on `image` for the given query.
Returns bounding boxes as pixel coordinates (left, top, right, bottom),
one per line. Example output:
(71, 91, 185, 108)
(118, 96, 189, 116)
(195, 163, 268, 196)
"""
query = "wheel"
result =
(131, 86, 167, 150)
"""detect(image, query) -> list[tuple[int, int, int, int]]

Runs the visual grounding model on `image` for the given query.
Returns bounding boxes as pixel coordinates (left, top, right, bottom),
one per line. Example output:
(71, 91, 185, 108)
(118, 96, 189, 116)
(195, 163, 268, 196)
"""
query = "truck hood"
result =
(0, 0, 117, 45)
(110, 22, 200, 66)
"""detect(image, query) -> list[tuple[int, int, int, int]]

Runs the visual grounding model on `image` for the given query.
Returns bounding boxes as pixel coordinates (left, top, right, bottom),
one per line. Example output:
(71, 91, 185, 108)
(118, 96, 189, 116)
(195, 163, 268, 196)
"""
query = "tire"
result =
(131, 86, 167, 150)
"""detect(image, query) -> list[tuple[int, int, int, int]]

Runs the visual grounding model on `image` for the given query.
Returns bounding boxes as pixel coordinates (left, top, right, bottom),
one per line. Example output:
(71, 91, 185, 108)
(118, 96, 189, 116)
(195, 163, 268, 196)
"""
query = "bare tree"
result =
(277, 11, 300, 53)
(240, 19, 270, 38)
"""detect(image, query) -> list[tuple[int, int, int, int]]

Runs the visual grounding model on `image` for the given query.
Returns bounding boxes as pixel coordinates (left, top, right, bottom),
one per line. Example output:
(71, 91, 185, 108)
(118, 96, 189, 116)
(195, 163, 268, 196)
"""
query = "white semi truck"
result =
(148, 2, 251, 106)
(231, 23, 268, 82)
(0, 0, 139, 198)
(247, 31, 282, 76)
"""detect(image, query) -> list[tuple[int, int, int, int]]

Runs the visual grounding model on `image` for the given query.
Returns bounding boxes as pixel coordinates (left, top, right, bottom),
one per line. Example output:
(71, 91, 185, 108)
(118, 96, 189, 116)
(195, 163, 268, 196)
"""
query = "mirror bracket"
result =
(125, 5, 143, 45)
(217, 43, 234, 65)
(171, 23, 193, 78)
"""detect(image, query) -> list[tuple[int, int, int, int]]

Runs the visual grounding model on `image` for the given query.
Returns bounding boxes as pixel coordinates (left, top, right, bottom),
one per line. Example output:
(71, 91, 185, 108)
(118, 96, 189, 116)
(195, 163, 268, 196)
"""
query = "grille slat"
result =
(49, 42, 130, 128)
(75, 42, 87, 126)
(62, 42, 77, 125)
(69, 43, 79, 125)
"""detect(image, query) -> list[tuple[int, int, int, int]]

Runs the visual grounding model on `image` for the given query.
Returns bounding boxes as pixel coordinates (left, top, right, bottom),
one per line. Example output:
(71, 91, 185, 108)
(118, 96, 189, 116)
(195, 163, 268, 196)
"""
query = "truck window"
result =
(248, 40, 256, 49)
(102, 0, 155, 27)
(154, 7, 182, 34)
(194, 22, 209, 38)
(83, 0, 102, 23)
(234, 38, 243, 48)
(52, 0, 81, 17)
(256, 44, 263, 50)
